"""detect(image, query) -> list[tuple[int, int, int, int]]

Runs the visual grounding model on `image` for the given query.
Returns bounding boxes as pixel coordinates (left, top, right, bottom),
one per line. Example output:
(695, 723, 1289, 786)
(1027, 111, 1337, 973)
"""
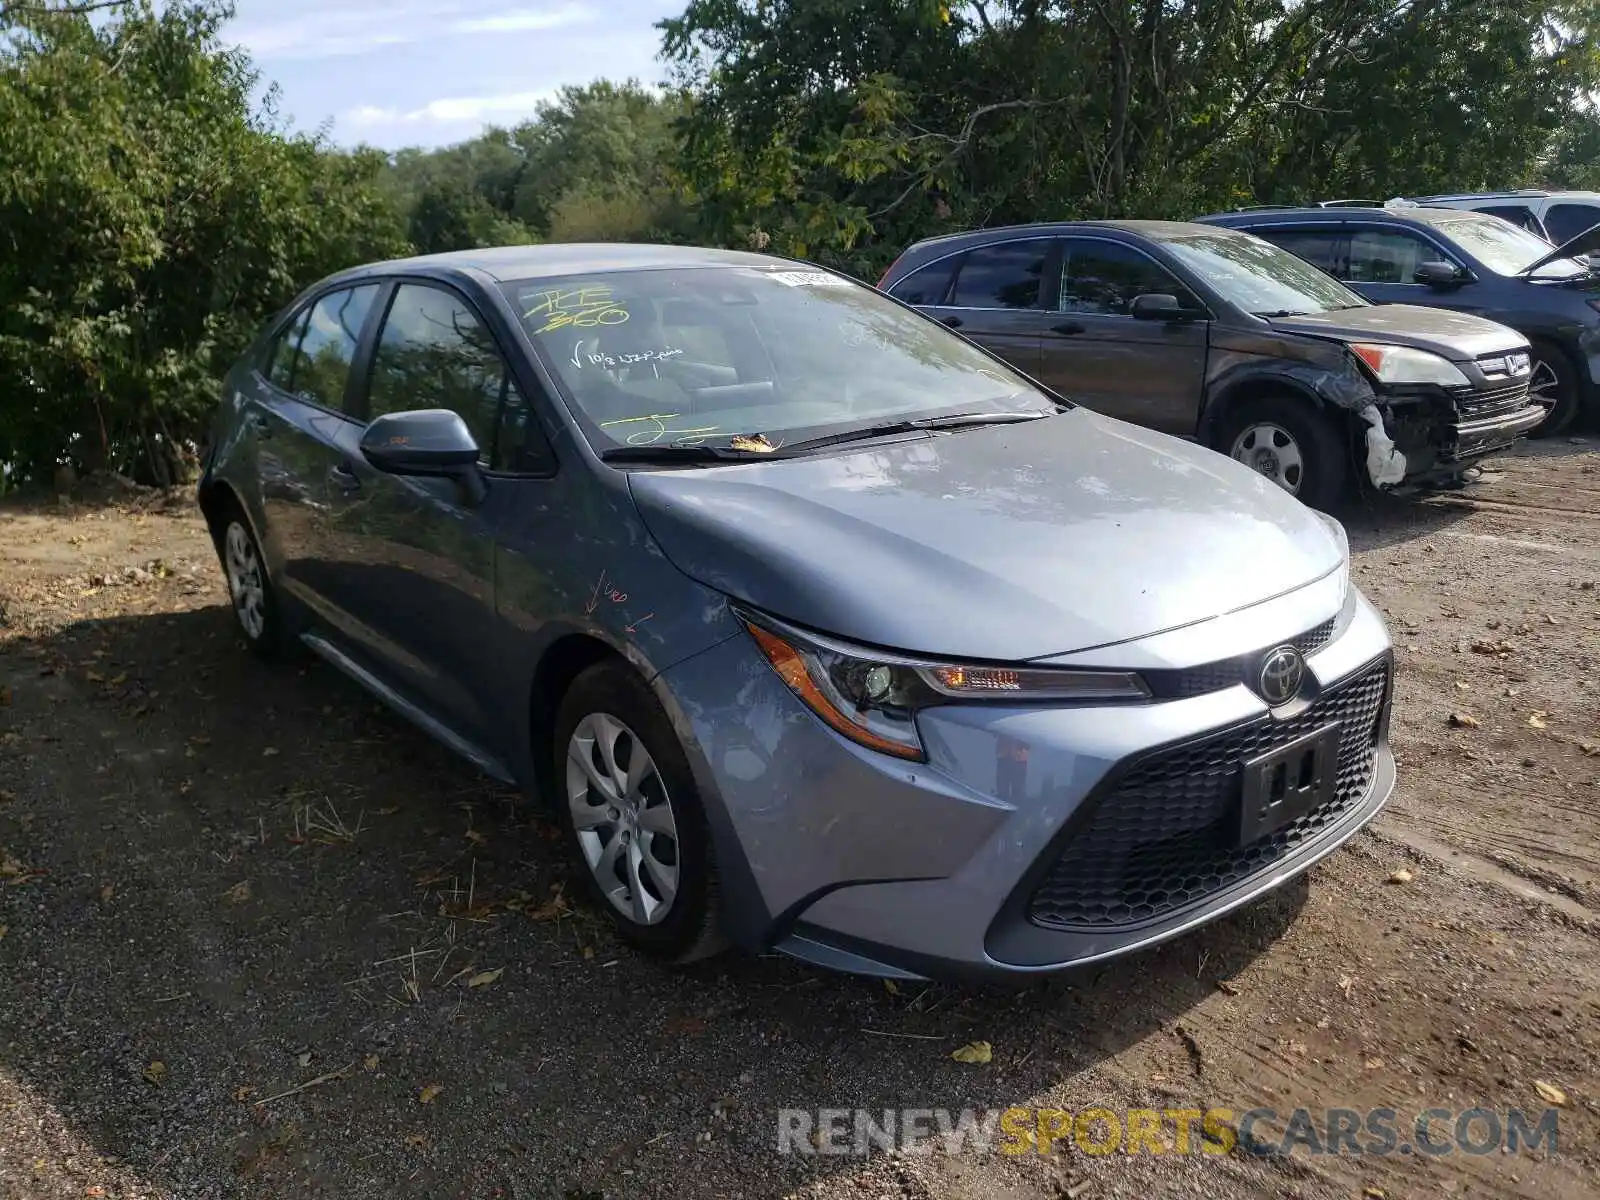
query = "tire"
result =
(553, 660, 726, 964)
(213, 499, 292, 659)
(1526, 342, 1582, 438)
(1209, 396, 1351, 512)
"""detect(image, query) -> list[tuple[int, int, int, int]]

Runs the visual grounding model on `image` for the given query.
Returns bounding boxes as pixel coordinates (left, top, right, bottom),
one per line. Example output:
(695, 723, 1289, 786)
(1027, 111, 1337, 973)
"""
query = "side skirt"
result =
(300, 631, 517, 786)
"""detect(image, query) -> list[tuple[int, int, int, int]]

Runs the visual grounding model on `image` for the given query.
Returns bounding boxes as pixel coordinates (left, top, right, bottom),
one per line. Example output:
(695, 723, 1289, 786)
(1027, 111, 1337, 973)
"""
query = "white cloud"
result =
(451, 4, 595, 34)
(343, 89, 558, 129)
(233, 3, 594, 61)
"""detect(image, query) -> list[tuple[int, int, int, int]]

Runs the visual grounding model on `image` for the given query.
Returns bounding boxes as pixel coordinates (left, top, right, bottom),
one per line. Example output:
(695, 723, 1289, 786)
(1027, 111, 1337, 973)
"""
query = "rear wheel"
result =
(1527, 343, 1581, 438)
(554, 660, 726, 964)
(215, 502, 292, 659)
(1210, 397, 1351, 512)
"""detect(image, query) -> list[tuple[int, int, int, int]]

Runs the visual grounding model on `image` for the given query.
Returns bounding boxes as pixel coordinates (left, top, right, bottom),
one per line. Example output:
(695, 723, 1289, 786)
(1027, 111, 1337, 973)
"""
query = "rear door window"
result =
(275, 285, 381, 409)
(947, 241, 1049, 309)
(1256, 229, 1344, 276)
(885, 257, 958, 306)
(1544, 203, 1600, 244)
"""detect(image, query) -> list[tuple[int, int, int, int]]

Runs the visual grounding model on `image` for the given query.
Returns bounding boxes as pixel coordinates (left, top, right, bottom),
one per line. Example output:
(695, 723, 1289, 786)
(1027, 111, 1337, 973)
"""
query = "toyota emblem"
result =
(1257, 646, 1305, 706)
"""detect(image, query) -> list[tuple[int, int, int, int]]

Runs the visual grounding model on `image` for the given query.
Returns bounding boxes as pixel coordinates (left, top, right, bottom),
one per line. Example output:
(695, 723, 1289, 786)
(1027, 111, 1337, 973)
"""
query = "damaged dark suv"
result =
(879, 221, 1543, 510)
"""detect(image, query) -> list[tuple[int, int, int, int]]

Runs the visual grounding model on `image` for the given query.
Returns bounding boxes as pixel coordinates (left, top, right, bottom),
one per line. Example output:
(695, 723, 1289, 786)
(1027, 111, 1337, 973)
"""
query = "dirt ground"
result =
(1, 444, 1598, 1200)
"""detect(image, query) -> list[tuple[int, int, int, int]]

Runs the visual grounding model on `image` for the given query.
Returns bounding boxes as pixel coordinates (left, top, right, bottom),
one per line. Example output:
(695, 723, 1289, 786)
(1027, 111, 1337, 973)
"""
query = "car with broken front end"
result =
(199, 243, 1397, 981)
(879, 220, 1542, 510)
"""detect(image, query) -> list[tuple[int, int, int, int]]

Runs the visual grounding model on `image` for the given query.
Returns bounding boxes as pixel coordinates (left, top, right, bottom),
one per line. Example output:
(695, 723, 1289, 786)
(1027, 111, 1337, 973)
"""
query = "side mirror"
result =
(1414, 261, 1468, 288)
(1129, 293, 1190, 321)
(359, 409, 486, 503)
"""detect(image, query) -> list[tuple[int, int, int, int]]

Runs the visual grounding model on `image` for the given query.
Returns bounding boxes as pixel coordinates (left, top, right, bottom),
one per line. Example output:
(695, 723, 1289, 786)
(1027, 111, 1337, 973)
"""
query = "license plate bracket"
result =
(1238, 722, 1342, 846)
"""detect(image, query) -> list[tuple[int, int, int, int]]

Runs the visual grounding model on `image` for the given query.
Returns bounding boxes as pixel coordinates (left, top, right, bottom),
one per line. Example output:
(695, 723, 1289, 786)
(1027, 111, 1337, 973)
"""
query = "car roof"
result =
(1414, 189, 1600, 204)
(900, 218, 1253, 254)
(1199, 205, 1487, 230)
(323, 242, 792, 287)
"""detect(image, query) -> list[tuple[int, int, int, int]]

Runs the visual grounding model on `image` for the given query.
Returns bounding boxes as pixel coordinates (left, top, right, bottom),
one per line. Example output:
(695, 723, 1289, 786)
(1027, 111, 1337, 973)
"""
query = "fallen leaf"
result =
(225, 880, 252, 904)
(418, 1083, 443, 1105)
(464, 829, 488, 847)
(1387, 867, 1414, 885)
(0, 790, 14, 804)
(527, 893, 570, 921)
(98, 883, 114, 904)
(85, 670, 104, 683)
(1216, 978, 1241, 996)
(262, 747, 280, 758)
(467, 968, 503, 989)
(296, 1051, 313, 1068)
(0, 685, 11, 706)
(1527, 712, 1548, 729)
(374, 806, 399, 816)
(729, 433, 778, 453)
(1365, 1058, 1384, 1070)
(86, 1186, 106, 1197)
(1534, 1080, 1568, 1107)
(1338, 974, 1356, 999)
(951, 1040, 992, 1064)
(363, 1054, 380, 1071)
(143, 1061, 166, 1086)
(883, 979, 900, 996)
(404, 1132, 428, 1147)
(1364, 1189, 1387, 1199)
(581, 946, 595, 960)
(1448, 712, 1480, 729)
(232, 1085, 256, 1102)
(1286, 1039, 1308, 1056)
(0, 925, 8, 940)
(1454, 681, 1470, 691)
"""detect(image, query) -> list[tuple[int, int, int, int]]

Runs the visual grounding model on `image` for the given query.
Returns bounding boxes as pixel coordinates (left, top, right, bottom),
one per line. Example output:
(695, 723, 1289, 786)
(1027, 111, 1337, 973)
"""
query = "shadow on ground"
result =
(0, 599, 1313, 1196)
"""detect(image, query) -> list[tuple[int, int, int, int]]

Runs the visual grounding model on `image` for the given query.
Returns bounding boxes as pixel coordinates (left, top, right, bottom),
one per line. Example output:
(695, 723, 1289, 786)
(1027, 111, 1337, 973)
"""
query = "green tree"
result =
(0, 0, 409, 487)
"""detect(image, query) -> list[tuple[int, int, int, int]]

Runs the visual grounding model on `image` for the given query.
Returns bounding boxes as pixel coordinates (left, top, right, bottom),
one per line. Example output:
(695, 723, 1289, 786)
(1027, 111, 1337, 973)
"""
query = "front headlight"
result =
(739, 609, 1149, 761)
(1350, 343, 1470, 387)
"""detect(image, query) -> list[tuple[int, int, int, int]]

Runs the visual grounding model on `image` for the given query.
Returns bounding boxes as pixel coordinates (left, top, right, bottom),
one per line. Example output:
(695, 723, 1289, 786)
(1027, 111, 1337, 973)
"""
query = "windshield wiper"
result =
(1253, 309, 1314, 318)
(600, 444, 781, 465)
(778, 410, 1051, 455)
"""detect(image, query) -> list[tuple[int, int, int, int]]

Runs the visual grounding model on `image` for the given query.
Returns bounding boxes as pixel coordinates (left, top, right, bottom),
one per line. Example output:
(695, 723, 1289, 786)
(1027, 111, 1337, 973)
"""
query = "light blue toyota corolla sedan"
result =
(198, 243, 1396, 981)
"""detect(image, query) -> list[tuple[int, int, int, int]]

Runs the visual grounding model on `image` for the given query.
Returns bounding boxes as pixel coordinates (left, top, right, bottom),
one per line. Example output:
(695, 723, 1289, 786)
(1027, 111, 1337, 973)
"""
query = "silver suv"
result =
(1403, 190, 1600, 244)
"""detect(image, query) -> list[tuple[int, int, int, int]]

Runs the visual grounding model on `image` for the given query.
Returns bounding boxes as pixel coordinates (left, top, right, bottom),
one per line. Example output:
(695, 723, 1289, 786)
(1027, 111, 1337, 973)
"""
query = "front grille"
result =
(1027, 658, 1390, 931)
(1452, 379, 1532, 422)
(1143, 617, 1337, 701)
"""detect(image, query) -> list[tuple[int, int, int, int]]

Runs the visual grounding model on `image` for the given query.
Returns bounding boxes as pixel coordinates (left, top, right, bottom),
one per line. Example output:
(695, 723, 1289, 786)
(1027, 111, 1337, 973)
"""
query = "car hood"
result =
(626, 409, 1345, 662)
(1268, 304, 1527, 361)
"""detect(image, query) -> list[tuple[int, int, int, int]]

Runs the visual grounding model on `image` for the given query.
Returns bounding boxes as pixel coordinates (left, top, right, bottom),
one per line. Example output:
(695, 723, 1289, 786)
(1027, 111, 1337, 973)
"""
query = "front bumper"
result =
(659, 583, 1395, 981)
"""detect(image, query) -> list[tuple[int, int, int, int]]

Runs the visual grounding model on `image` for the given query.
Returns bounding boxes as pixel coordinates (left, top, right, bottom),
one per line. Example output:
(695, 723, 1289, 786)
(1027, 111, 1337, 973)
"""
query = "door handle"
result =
(328, 460, 361, 494)
(1051, 321, 1085, 336)
(940, 315, 964, 328)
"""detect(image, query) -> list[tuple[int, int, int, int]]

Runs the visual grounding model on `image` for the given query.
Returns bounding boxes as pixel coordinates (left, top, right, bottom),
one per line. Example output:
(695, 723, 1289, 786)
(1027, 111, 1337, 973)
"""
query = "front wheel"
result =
(554, 660, 726, 964)
(1210, 397, 1351, 512)
(1527, 344, 1581, 438)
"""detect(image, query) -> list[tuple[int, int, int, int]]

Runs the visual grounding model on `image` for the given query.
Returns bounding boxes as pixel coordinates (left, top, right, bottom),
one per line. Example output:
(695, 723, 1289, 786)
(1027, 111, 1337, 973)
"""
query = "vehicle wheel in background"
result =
(1526, 343, 1581, 438)
(1210, 397, 1351, 512)
(215, 502, 292, 659)
(554, 660, 726, 964)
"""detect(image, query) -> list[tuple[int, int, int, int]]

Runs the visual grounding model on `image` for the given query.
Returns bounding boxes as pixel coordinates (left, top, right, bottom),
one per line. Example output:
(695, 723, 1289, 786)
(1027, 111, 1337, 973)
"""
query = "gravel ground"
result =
(1, 444, 1598, 1199)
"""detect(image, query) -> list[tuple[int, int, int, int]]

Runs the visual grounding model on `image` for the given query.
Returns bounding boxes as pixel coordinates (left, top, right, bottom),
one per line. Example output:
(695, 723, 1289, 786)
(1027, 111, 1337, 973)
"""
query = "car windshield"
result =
(1160, 231, 1366, 315)
(501, 266, 1053, 454)
(1426, 214, 1589, 278)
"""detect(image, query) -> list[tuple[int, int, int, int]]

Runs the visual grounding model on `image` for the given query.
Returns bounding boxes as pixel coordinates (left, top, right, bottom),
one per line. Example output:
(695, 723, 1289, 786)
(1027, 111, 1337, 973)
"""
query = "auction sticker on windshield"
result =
(766, 270, 851, 287)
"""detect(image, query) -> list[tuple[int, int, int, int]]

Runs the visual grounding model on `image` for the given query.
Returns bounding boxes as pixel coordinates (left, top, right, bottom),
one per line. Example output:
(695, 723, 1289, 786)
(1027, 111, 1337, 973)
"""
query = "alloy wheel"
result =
(1528, 359, 1561, 423)
(1230, 422, 1304, 495)
(565, 712, 681, 926)
(224, 521, 267, 640)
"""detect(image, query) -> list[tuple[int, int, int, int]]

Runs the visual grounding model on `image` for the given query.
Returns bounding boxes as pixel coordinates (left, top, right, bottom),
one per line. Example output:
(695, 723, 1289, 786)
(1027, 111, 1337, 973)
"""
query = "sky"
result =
(223, 1, 670, 151)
